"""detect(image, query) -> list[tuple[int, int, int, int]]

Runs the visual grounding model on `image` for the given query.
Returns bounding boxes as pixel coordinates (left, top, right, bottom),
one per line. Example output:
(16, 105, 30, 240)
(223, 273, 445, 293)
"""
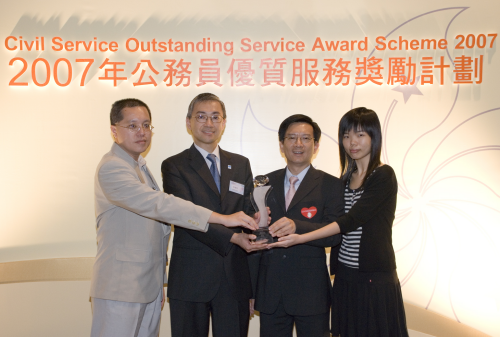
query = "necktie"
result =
(285, 176, 299, 210)
(142, 166, 157, 190)
(207, 154, 220, 192)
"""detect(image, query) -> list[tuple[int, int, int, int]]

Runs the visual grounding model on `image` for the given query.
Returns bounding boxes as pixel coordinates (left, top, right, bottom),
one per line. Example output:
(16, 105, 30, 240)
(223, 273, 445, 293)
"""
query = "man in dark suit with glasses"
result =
(161, 93, 267, 337)
(250, 114, 344, 337)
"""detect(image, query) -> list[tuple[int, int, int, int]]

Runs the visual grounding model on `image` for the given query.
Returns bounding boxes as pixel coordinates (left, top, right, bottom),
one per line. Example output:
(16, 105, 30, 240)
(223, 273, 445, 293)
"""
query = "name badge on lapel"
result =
(229, 181, 245, 195)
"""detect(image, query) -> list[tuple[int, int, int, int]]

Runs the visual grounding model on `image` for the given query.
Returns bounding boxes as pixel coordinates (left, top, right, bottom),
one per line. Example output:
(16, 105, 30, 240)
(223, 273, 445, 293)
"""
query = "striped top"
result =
(338, 181, 364, 268)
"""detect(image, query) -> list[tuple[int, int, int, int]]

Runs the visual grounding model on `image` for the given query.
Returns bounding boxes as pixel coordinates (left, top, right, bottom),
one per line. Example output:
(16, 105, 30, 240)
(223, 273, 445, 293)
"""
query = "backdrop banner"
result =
(0, 1, 499, 335)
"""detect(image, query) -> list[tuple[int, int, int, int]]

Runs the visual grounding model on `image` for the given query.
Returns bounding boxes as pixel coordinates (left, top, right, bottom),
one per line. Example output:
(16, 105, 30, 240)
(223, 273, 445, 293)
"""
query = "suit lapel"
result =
(144, 166, 170, 235)
(145, 166, 160, 191)
(188, 144, 220, 197)
(134, 166, 146, 184)
(219, 149, 233, 201)
(112, 143, 146, 184)
(287, 166, 320, 211)
(273, 169, 287, 213)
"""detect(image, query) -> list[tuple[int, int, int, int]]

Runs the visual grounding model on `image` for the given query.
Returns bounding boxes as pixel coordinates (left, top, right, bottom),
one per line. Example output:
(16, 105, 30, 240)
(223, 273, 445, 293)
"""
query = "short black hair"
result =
(110, 98, 151, 125)
(187, 93, 226, 119)
(278, 114, 321, 143)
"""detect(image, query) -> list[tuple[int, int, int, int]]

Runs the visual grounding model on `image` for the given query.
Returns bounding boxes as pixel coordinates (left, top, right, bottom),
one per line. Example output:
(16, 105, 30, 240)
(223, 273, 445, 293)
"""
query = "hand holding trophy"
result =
(250, 175, 273, 243)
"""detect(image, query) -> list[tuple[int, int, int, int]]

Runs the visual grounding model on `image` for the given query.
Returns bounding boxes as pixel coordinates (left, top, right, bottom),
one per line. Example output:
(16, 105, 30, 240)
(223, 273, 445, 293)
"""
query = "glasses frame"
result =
(284, 135, 315, 144)
(114, 123, 154, 133)
(192, 114, 224, 124)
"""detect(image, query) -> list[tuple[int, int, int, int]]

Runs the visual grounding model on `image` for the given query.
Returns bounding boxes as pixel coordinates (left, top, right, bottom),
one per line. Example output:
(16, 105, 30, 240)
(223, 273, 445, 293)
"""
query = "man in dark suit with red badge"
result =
(250, 114, 344, 337)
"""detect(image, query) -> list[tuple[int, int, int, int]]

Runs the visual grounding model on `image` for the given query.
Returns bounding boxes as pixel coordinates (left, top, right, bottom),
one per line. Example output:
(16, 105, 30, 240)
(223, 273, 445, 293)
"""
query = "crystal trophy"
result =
(250, 175, 273, 243)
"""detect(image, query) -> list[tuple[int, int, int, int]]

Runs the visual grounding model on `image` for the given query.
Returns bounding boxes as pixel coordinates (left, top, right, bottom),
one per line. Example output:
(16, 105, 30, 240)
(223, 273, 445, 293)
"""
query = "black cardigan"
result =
(330, 165, 398, 274)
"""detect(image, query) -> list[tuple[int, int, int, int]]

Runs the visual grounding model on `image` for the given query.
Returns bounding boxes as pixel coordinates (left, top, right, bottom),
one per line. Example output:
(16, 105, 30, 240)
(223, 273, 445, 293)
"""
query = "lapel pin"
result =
(301, 206, 318, 219)
(228, 165, 232, 169)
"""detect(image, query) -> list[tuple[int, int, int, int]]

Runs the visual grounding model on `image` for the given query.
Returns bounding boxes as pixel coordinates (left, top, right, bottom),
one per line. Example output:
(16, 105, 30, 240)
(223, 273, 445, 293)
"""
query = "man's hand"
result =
(269, 217, 296, 237)
(230, 233, 268, 253)
(249, 299, 255, 317)
(253, 207, 271, 226)
(209, 211, 259, 231)
(267, 233, 303, 248)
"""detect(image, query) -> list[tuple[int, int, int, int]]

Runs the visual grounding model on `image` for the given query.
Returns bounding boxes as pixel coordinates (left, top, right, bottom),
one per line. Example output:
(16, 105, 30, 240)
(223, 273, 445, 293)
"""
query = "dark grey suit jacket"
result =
(161, 144, 254, 303)
(251, 166, 343, 316)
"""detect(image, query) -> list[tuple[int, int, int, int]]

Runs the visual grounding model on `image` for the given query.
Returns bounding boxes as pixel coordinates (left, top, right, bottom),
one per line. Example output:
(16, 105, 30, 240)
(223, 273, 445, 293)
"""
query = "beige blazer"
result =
(90, 143, 212, 303)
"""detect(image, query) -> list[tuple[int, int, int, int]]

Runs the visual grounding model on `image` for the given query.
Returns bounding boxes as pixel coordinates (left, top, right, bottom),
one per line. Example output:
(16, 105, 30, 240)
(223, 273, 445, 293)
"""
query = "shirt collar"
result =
(137, 155, 147, 169)
(285, 165, 310, 184)
(194, 142, 220, 159)
(111, 142, 145, 168)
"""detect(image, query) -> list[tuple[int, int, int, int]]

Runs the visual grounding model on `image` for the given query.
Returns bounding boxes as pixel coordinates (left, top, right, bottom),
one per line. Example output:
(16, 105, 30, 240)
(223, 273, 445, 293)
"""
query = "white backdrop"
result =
(0, 1, 499, 335)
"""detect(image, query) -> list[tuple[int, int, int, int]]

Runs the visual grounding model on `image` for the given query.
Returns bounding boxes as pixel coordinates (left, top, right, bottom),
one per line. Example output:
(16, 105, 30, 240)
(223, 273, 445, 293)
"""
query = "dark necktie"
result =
(206, 154, 220, 192)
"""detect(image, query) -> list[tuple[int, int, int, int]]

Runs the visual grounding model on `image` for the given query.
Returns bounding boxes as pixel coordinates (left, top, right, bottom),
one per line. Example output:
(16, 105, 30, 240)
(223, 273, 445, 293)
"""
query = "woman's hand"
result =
(267, 234, 303, 248)
(268, 222, 340, 248)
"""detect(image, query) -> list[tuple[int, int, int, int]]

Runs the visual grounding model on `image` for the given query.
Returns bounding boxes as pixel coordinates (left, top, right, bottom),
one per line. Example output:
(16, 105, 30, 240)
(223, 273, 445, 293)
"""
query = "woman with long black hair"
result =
(269, 107, 409, 337)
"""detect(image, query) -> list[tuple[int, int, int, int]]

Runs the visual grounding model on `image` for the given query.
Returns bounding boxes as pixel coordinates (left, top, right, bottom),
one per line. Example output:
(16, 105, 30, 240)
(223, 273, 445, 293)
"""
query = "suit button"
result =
(283, 255, 286, 259)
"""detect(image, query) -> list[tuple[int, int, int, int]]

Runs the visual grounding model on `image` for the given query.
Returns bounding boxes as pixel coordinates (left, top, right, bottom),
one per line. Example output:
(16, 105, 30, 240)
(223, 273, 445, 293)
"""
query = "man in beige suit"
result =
(90, 98, 258, 337)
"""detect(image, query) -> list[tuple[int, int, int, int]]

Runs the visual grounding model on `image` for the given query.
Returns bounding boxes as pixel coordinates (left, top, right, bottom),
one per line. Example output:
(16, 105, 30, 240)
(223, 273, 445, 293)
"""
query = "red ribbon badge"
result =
(301, 207, 317, 219)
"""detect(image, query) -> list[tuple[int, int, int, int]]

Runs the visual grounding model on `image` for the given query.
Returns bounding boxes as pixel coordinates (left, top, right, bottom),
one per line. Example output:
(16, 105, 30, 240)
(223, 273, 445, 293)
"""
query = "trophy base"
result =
(253, 228, 273, 243)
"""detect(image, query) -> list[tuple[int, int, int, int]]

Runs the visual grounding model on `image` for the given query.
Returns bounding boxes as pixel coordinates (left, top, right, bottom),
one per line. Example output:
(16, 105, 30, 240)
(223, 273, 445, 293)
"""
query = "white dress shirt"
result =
(284, 165, 311, 197)
(194, 143, 221, 174)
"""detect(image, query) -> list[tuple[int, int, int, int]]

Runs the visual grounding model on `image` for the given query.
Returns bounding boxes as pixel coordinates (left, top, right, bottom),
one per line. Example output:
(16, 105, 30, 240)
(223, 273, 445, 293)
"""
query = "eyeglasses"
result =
(115, 123, 154, 133)
(284, 135, 315, 143)
(193, 114, 224, 123)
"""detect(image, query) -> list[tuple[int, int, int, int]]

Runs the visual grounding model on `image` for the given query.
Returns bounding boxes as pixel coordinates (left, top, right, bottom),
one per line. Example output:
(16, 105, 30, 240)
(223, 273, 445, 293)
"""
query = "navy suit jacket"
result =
(161, 144, 254, 302)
